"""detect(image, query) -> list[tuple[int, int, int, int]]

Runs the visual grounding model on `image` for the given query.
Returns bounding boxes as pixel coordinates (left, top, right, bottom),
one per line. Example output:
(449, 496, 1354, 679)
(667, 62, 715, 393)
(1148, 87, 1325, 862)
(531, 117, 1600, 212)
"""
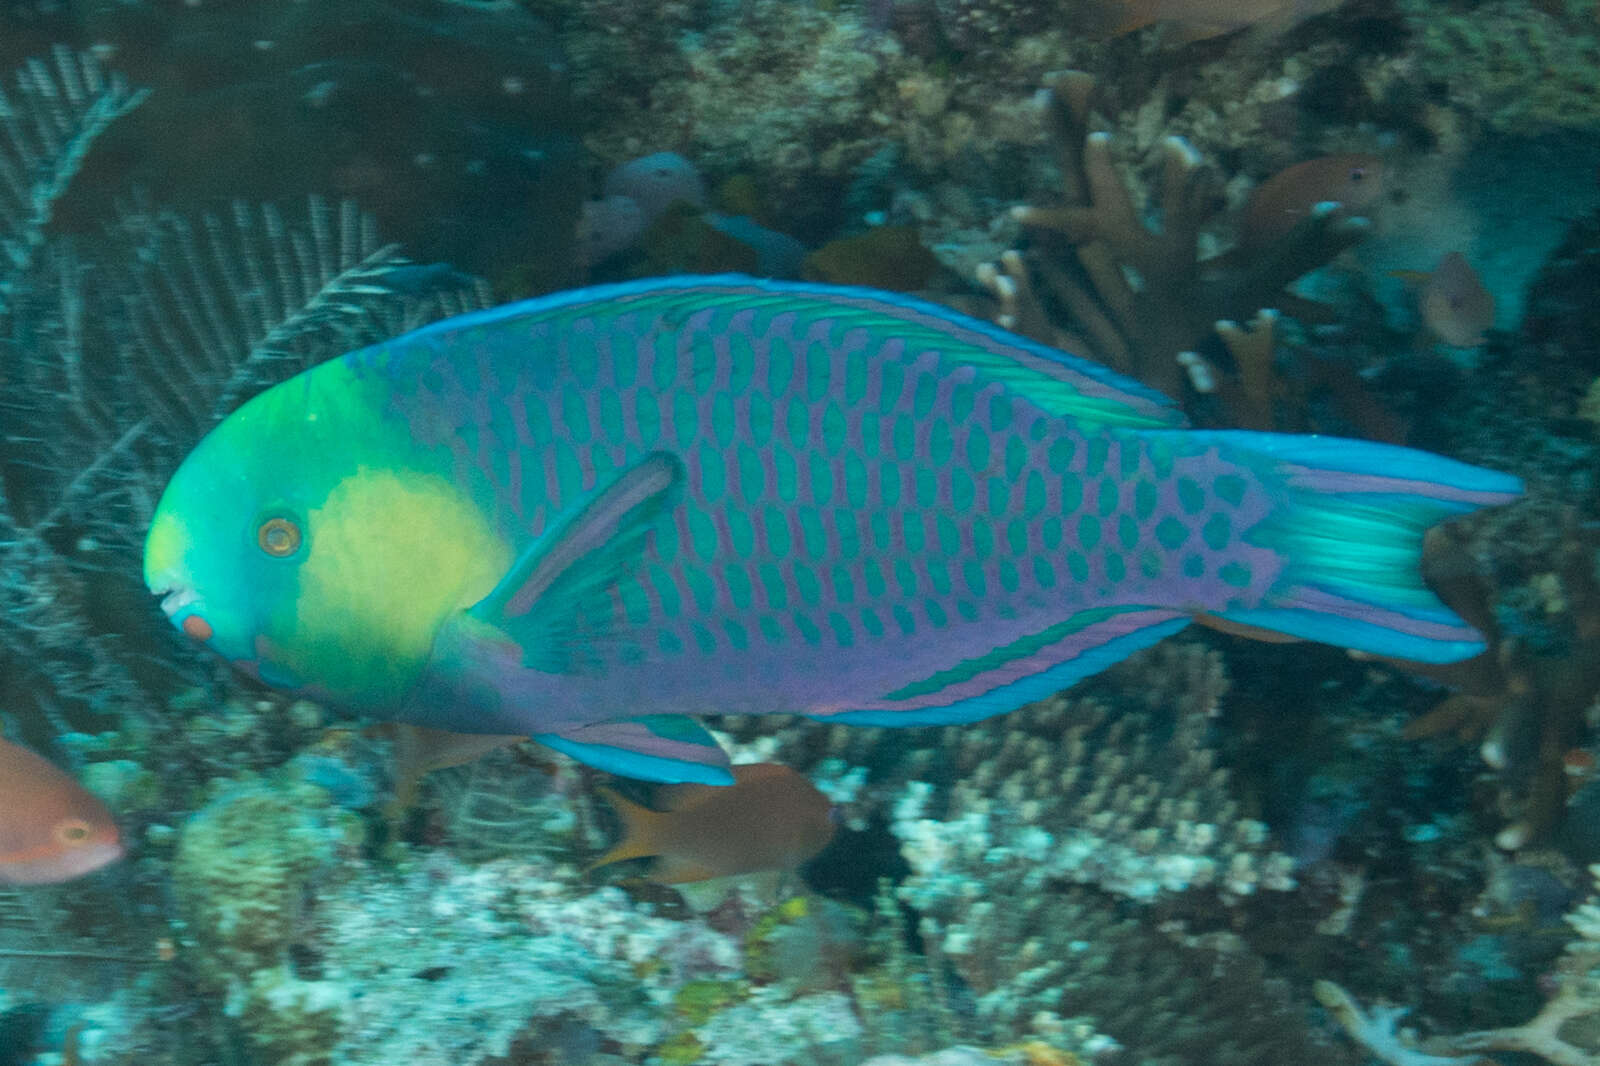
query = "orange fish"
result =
(0, 737, 122, 884)
(1413, 252, 1494, 347)
(1240, 154, 1385, 251)
(588, 763, 835, 884)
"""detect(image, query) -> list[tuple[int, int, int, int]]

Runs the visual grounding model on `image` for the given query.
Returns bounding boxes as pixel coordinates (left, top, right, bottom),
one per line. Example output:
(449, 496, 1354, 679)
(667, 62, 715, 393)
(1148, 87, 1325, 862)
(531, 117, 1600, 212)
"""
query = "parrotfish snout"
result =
(152, 582, 213, 643)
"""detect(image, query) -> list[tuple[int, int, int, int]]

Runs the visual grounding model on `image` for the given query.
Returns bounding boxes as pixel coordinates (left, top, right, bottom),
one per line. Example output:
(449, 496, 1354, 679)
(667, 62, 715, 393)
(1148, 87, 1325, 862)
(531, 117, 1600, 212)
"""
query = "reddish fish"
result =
(0, 738, 122, 884)
(1240, 154, 1385, 251)
(589, 763, 835, 884)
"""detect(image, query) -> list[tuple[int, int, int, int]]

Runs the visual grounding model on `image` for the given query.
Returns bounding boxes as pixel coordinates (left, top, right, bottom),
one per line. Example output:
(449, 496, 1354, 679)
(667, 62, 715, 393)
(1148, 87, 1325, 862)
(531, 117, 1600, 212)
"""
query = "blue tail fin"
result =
(1166, 430, 1522, 663)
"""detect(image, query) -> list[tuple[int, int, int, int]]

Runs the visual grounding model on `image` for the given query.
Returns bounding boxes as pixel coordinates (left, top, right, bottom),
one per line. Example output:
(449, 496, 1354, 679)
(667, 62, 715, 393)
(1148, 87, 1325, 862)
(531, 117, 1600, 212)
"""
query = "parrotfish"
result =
(0, 737, 123, 884)
(589, 762, 835, 883)
(144, 275, 1521, 784)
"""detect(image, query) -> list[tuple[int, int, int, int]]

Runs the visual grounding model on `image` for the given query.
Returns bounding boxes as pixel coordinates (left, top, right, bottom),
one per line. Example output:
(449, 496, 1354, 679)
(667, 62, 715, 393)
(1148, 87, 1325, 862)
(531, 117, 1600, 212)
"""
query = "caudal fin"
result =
(1175, 430, 1522, 663)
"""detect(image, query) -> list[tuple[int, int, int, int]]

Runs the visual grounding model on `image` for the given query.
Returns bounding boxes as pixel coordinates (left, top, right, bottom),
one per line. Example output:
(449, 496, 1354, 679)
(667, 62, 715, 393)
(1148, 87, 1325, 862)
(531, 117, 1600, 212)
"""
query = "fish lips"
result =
(151, 583, 231, 654)
(1, 838, 124, 886)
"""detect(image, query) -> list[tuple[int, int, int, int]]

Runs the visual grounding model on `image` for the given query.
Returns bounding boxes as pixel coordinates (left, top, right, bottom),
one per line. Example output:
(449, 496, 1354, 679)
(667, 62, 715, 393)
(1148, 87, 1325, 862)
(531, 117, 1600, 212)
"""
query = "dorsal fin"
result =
(412, 274, 1188, 430)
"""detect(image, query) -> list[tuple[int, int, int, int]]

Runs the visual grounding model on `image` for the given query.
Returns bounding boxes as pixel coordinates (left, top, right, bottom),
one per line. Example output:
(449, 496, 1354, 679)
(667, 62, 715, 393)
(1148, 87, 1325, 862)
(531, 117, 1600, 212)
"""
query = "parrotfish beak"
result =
(145, 505, 216, 643)
(152, 582, 215, 644)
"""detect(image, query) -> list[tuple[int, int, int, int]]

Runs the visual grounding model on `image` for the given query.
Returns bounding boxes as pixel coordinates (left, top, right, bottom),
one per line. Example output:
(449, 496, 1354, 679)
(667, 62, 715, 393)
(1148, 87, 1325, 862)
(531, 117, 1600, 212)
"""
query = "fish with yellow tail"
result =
(588, 763, 836, 884)
(0, 737, 123, 884)
(144, 275, 1522, 784)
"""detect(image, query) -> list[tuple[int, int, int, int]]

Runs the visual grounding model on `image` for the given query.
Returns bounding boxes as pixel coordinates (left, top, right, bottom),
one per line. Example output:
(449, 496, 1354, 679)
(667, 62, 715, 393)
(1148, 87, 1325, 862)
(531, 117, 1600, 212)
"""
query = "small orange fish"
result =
(588, 763, 835, 884)
(1240, 154, 1385, 251)
(0, 737, 122, 884)
(1414, 252, 1494, 347)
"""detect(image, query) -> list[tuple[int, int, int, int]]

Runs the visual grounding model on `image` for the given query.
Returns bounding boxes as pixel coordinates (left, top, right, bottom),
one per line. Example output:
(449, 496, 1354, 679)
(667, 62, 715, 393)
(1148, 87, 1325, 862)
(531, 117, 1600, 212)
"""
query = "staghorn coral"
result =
(982, 71, 1370, 423)
(1404, 503, 1600, 851)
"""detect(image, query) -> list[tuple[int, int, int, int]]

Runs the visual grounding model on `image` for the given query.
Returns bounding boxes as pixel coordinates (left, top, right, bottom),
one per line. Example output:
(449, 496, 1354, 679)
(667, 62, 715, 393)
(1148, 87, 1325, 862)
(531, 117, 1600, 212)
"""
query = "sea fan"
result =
(0, 45, 148, 318)
(114, 194, 492, 446)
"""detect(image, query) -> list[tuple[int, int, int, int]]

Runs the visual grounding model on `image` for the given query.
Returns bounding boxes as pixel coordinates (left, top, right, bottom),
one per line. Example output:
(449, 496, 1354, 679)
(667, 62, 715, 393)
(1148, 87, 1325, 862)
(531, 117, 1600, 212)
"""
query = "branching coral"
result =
(1320, 862, 1600, 1065)
(1403, 504, 1600, 850)
(891, 643, 1297, 905)
(721, 642, 1294, 906)
(983, 71, 1370, 423)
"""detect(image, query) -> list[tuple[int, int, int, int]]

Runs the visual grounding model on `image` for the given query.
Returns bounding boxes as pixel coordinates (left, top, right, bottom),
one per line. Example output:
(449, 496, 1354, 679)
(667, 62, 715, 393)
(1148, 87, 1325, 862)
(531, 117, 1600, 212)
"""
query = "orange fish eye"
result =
(55, 818, 93, 846)
(257, 517, 303, 558)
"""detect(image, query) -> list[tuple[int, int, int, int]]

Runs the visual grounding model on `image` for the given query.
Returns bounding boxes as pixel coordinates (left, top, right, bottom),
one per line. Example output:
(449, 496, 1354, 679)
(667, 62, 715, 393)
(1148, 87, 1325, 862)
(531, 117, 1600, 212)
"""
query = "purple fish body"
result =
(146, 276, 1521, 782)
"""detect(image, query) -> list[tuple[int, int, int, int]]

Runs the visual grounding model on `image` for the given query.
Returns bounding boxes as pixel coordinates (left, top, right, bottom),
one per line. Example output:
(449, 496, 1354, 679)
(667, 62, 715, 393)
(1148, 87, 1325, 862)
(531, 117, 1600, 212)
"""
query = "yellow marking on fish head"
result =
(285, 467, 514, 706)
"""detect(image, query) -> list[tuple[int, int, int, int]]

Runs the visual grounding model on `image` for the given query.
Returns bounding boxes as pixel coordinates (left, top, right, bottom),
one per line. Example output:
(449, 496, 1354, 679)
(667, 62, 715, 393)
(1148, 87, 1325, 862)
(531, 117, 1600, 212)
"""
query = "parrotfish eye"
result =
(257, 516, 303, 558)
(54, 819, 93, 847)
(1349, 166, 1367, 182)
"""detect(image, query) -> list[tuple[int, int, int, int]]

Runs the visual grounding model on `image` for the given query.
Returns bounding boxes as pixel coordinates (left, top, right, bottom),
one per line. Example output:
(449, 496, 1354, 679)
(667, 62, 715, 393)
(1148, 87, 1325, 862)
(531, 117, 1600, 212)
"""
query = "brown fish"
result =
(0, 737, 122, 884)
(588, 763, 835, 884)
(1417, 252, 1494, 347)
(1240, 154, 1385, 251)
(1091, 0, 1345, 39)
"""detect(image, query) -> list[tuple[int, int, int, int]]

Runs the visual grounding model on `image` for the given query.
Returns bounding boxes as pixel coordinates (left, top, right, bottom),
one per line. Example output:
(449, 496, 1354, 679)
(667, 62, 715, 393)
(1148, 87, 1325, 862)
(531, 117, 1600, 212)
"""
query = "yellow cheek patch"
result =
(143, 507, 192, 589)
(292, 469, 513, 703)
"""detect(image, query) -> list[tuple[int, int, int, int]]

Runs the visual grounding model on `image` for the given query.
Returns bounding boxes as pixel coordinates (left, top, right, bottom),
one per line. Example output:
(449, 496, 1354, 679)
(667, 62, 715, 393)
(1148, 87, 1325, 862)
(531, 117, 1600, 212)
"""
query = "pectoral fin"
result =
(469, 451, 683, 674)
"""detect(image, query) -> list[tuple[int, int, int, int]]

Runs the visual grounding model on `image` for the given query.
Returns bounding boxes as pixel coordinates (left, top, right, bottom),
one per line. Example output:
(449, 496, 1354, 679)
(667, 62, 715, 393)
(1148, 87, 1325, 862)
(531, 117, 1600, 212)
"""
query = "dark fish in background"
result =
(0, 737, 122, 885)
(589, 763, 836, 884)
(1239, 154, 1385, 251)
(1089, 0, 1347, 41)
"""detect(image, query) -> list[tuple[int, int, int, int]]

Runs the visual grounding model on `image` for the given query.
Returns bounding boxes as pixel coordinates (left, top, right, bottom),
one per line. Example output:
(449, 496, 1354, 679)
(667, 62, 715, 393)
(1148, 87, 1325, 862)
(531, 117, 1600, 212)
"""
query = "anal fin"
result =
(535, 716, 734, 784)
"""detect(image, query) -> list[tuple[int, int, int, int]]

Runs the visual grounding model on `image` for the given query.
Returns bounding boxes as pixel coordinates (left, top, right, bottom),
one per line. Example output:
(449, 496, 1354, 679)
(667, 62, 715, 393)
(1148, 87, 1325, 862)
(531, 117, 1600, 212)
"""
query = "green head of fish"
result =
(144, 360, 512, 711)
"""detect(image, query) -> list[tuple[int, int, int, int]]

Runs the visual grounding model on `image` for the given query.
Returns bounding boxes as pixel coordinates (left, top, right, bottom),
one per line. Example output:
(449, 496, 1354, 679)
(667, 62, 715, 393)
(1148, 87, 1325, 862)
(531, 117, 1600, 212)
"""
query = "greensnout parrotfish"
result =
(144, 275, 1522, 784)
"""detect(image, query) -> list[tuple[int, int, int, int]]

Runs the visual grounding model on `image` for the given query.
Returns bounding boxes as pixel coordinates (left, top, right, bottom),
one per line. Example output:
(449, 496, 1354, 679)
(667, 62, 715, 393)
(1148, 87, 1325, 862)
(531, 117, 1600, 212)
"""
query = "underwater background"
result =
(3, 0, 1600, 1063)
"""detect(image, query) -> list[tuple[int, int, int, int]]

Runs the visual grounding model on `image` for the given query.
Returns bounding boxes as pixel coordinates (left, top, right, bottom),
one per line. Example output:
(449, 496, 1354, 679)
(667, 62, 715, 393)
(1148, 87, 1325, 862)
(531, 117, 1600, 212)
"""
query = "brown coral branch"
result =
(997, 71, 1374, 422)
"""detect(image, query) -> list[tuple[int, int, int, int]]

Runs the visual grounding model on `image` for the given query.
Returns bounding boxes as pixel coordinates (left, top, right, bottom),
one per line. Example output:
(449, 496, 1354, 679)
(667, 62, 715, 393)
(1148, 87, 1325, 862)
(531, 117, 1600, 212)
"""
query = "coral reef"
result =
(722, 642, 1295, 906)
(1320, 861, 1600, 1065)
(1397, 0, 1600, 136)
(4, 3, 1600, 1065)
(1406, 506, 1600, 851)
